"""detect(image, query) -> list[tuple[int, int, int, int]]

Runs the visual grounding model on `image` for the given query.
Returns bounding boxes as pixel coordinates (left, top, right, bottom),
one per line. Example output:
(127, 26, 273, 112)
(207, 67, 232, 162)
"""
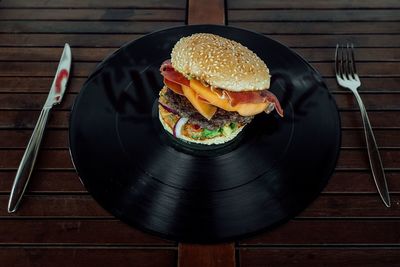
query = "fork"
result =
(335, 44, 390, 207)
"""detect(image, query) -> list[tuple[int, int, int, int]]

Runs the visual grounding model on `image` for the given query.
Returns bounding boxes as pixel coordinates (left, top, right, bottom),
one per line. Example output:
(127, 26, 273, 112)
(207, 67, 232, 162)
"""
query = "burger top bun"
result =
(171, 33, 270, 92)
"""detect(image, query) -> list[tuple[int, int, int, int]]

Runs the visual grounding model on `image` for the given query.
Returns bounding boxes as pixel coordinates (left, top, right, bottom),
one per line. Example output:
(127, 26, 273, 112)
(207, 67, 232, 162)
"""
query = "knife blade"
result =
(8, 43, 72, 213)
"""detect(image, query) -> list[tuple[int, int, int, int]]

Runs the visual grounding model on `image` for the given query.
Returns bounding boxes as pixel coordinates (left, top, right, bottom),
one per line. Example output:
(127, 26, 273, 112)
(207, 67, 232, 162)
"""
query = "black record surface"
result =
(69, 25, 341, 243)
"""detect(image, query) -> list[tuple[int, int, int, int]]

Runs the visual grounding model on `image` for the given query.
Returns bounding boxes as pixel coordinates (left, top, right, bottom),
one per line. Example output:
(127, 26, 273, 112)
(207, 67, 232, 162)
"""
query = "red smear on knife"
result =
(55, 69, 69, 95)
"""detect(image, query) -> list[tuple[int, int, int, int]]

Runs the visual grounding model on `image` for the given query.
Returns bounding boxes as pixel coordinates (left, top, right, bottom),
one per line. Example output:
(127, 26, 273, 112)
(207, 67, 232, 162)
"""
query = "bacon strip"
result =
(160, 60, 189, 87)
(160, 59, 283, 117)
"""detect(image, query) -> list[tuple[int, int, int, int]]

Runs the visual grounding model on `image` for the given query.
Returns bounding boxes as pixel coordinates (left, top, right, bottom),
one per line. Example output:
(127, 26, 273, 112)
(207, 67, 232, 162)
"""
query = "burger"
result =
(158, 33, 283, 145)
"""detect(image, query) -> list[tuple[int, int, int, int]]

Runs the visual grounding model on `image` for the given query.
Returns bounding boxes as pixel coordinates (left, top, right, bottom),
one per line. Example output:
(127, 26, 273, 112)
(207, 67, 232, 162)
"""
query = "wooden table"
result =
(1, 0, 399, 266)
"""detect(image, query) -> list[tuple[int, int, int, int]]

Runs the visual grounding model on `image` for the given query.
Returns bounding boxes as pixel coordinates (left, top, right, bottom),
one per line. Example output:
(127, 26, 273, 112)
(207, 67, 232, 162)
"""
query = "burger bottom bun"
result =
(158, 107, 246, 145)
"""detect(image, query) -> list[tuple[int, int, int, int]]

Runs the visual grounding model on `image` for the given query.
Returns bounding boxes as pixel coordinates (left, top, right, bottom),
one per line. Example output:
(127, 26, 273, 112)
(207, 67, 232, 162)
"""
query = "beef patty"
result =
(161, 88, 254, 130)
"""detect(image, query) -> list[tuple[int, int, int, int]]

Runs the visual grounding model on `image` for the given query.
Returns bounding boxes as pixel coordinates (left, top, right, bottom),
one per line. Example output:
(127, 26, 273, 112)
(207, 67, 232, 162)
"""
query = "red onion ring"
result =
(173, 117, 189, 138)
(159, 101, 178, 114)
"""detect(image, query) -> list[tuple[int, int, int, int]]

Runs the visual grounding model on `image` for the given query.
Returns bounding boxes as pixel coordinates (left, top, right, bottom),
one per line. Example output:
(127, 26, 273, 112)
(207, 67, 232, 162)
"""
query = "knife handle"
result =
(8, 107, 51, 213)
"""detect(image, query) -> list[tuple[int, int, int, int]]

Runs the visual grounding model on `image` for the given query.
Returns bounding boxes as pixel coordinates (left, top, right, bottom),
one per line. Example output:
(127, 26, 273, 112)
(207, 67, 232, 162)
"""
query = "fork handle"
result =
(353, 91, 390, 207)
(8, 107, 51, 213)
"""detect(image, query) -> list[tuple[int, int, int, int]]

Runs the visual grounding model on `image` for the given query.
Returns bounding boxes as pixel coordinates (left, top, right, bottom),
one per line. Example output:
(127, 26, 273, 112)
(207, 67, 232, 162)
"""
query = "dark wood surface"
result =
(0, 0, 399, 266)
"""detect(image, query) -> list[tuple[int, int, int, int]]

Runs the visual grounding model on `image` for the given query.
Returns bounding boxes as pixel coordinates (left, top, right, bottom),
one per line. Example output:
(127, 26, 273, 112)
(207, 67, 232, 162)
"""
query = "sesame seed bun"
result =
(171, 33, 270, 92)
(158, 105, 245, 145)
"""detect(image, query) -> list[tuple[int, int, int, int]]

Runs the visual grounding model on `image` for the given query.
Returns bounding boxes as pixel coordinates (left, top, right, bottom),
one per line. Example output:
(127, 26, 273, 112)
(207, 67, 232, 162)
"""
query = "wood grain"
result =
(1, 148, 400, 171)
(0, 9, 185, 21)
(0, 21, 182, 34)
(0, 33, 143, 47)
(0, 0, 186, 8)
(0, 47, 398, 62)
(0, 77, 86, 93)
(0, 77, 398, 93)
(240, 220, 400, 245)
(2, 128, 399, 149)
(178, 243, 235, 267)
(0, 171, 85, 193)
(2, 110, 400, 129)
(0, 194, 399, 218)
(1, 92, 399, 111)
(228, 0, 400, 9)
(1, 61, 397, 77)
(267, 35, 400, 48)
(2, 33, 400, 48)
(229, 10, 400, 22)
(0, 248, 177, 267)
(187, 0, 225, 25)
(229, 22, 400, 34)
(239, 248, 400, 267)
(0, 170, 400, 194)
(0, 219, 173, 245)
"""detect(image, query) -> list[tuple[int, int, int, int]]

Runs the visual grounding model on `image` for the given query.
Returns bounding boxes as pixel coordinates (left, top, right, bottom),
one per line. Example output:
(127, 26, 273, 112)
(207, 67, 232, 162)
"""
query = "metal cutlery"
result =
(335, 43, 390, 207)
(8, 44, 72, 213)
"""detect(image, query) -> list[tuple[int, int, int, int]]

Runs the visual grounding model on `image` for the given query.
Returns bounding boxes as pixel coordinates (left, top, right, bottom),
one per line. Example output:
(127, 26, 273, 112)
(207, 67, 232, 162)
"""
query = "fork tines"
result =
(335, 43, 357, 79)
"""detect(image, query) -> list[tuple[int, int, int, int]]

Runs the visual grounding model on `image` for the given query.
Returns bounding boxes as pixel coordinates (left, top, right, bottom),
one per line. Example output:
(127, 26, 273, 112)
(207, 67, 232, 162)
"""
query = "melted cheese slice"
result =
(181, 85, 217, 120)
(189, 80, 268, 116)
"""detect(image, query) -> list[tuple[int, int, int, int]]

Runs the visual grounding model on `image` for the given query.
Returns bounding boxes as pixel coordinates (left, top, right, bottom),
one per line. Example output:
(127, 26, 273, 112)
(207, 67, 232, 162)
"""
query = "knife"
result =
(8, 43, 72, 213)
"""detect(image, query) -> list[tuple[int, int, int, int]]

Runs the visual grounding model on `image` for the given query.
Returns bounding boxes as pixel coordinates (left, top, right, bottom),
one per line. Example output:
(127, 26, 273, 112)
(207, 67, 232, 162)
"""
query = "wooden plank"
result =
(188, 0, 225, 25)
(293, 48, 400, 62)
(0, 150, 74, 169)
(324, 77, 400, 92)
(1, 61, 398, 78)
(0, 77, 397, 93)
(228, 9, 400, 22)
(0, 219, 172, 245)
(0, 170, 399, 194)
(240, 220, 400, 245)
(0, 21, 182, 34)
(300, 195, 400, 217)
(341, 129, 400, 148)
(0, 47, 115, 61)
(311, 62, 400, 77)
(333, 94, 400, 110)
(0, 33, 143, 47)
(272, 34, 400, 48)
(0, 77, 86, 93)
(2, 110, 400, 129)
(0, 195, 110, 217)
(2, 128, 399, 149)
(0, 194, 399, 217)
(1, 33, 400, 48)
(324, 171, 400, 193)
(1, 92, 400, 111)
(340, 111, 400, 129)
(0, 110, 73, 128)
(0, 9, 185, 21)
(0, 62, 97, 77)
(0, 130, 70, 148)
(0, 170, 85, 193)
(228, 0, 400, 9)
(336, 149, 400, 170)
(178, 243, 235, 267)
(0, 0, 186, 8)
(1, 47, 398, 62)
(0, 93, 76, 110)
(0, 248, 177, 267)
(239, 248, 400, 267)
(0, 147, 399, 170)
(229, 22, 400, 34)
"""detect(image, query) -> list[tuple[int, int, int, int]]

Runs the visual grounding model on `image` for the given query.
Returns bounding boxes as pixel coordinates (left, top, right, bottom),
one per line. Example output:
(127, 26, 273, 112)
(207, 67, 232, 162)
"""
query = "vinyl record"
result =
(69, 25, 341, 243)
